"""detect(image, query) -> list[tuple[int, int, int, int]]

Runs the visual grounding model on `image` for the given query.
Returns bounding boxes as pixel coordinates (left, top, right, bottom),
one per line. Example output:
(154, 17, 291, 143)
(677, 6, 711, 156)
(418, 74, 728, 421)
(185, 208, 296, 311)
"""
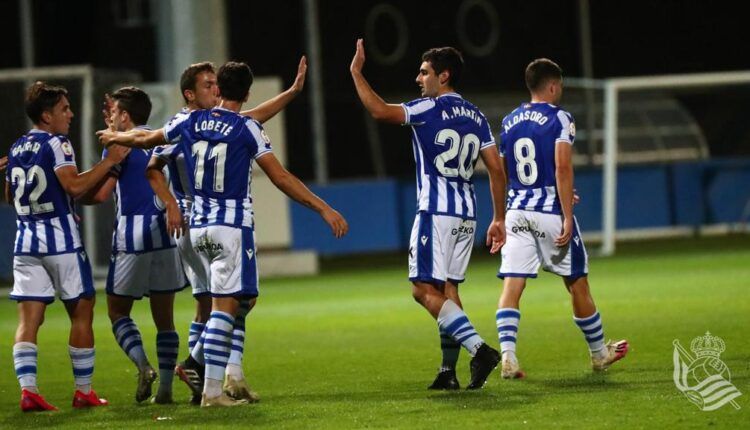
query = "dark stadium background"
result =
(0, 0, 747, 180)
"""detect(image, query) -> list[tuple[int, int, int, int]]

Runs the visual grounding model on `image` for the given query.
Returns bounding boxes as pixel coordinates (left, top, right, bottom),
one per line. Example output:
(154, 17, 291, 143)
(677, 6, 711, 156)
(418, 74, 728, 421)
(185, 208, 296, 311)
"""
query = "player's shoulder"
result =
(404, 96, 438, 112)
(551, 106, 575, 126)
(242, 117, 271, 147)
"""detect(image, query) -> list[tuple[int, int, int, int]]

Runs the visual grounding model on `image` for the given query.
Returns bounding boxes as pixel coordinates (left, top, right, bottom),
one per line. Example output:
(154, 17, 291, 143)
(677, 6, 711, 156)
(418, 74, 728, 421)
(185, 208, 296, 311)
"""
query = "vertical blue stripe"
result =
(428, 176, 438, 214)
(463, 183, 472, 218)
(29, 221, 39, 254)
(15, 221, 25, 253)
(111, 216, 119, 251)
(216, 202, 227, 226)
(44, 222, 56, 253)
(570, 217, 586, 277)
(77, 249, 95, 296)
(156, 214, 171, 247)
(241, 227, 259, 297)
(106, 252, 116, 294)
(413, 141, 423, 191)
(417, 213, 433, 279)
(60, 213, 75, 251)
(125, 215, 135, 252)
(533, 188, 548, 212)
(142, 216, 153, 251)
(446, 181, 456, 216)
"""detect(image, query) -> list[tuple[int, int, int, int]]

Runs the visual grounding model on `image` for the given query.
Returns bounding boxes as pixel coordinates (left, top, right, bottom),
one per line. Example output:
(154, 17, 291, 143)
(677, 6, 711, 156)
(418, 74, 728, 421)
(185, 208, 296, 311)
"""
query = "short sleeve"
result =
(478, 113, 495, 150)
(49, 136, 77, 170)
(245, 119, 273, 160)
(152, 143, 182, 163)
(401, 98, 436, 126)
(556, 110, 576, 145)
(163, 112, 190, 144)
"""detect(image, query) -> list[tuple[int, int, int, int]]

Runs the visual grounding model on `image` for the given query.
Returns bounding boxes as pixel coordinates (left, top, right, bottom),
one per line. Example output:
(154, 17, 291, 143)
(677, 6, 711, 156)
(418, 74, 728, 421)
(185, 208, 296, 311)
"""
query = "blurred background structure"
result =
(0, 0, 749, 279)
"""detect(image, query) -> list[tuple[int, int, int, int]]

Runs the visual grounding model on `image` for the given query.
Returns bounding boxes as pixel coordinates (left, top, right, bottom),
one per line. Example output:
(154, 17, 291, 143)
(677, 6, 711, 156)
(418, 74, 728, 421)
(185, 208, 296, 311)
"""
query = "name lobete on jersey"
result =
(401, 93, 495, 220)
(499, 102, 576, 215)
(7, 130, 82, 255)
(160, 107, 272, 228)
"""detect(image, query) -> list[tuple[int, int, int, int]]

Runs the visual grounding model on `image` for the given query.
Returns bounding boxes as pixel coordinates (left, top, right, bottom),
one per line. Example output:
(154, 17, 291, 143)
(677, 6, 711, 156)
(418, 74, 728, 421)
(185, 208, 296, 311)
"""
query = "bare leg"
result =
(65, 297, 95, 348)
(564, 276, 596, 318)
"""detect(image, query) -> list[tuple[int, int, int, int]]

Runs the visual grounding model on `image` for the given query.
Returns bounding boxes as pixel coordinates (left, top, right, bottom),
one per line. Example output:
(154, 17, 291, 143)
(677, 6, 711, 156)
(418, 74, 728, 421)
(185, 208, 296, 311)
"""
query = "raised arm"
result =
(55, 144, 130, 200)
(146, 155, 184, 238)
(241, 56, 307, 124)
(555, 142, 575, 246)
(480, 146, 507, 254)
(97, 127, 167, 149)
(255, 153, 348, 238)
(350, 39, 405, 124)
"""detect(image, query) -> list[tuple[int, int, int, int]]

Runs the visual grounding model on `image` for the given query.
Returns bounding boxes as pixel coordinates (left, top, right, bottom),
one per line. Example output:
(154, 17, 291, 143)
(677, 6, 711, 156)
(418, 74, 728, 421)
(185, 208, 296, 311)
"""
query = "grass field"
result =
(0, 236, 748, 429)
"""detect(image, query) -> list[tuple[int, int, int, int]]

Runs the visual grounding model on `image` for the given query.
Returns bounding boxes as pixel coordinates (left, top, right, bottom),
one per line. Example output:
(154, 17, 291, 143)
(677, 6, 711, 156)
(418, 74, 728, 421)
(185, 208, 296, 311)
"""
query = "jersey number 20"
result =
(433, 128, 480, 180)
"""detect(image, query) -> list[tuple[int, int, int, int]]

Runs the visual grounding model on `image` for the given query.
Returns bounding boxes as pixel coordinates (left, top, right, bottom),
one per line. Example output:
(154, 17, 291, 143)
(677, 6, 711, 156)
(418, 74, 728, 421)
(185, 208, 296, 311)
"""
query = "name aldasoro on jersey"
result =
(502, 104, 550, 132)
(441, 105, 484, 127)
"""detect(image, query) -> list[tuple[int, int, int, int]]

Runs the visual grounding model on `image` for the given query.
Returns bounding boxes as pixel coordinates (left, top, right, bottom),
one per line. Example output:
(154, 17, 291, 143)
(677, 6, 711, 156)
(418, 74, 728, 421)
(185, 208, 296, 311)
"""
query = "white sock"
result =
(437, 300, 484, 356)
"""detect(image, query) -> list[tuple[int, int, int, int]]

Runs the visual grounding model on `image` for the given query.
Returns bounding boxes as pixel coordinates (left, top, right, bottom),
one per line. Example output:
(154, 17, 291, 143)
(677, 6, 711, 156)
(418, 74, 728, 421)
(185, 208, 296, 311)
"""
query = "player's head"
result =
(25, 81, 73, 135)
(217, 61, 254, 103)
(180, 61, 218, 110)
(109, 86, 152, 131)
(525, 58, 563, 104)
(417, 47, 463, 97)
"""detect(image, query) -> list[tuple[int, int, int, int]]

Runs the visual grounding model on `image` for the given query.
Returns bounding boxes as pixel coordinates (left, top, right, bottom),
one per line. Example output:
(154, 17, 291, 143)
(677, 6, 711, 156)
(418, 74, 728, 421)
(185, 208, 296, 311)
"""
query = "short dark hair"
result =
(180, 61, 215, 103)
(217, 61, 254, 102)
(422, 47, 464, 87)
(525, 58, 563, 93)
(110, 86, 152, 125)
(25, 81, 68, 124)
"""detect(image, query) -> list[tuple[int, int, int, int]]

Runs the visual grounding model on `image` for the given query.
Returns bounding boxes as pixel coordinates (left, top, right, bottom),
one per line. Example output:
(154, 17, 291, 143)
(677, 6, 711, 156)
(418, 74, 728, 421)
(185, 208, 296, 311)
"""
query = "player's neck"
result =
(530, 93, 556, 105)
(217, 99, 243, 113)
(437, 86, 456, 97)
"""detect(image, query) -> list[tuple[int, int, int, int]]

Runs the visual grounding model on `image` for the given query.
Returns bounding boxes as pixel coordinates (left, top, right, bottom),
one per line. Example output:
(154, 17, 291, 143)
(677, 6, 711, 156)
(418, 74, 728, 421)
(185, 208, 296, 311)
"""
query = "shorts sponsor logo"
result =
(511, 220, 546, 238)
(194, 235, 223, 257)
(673, 332, 742, 411)
(451, 225, 475, 235)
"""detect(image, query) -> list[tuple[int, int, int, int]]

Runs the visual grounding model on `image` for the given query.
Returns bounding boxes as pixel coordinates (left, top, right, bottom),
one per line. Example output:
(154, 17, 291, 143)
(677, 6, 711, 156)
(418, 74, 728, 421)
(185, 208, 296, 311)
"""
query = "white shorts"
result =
(190, 225, 258, 298)
(11, 249, 95, 303)
(106, 247, 188, 299)
(499, 210, 589, 280)
(176, 232, 209, 297)
(408, 212, 476, 286)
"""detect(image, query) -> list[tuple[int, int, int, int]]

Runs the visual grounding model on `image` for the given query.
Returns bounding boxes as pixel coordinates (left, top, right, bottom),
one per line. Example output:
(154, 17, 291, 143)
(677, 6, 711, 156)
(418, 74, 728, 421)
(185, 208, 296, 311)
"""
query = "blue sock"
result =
(496, 308, 521, 359)
(156, 331, 179, 392)
(112, 317, 149, 369)
(13, 342, 38, 392)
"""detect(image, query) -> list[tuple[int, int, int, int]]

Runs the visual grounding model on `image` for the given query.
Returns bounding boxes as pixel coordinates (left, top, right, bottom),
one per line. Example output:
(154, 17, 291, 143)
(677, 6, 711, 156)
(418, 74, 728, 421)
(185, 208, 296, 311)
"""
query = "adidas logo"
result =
(420, 235, 428, 246)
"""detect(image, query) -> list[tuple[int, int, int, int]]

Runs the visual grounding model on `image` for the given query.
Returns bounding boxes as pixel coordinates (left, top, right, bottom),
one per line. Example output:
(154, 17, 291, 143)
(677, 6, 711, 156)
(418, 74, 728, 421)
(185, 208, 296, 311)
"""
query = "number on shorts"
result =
(513, 138, 538, 185)
(433, 128, 480, 180)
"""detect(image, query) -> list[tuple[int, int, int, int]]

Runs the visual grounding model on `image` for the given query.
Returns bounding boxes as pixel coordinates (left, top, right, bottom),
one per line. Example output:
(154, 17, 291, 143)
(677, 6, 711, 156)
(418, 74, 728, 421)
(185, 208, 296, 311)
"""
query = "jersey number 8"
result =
(433, 128, 480, 180)
(513, 138, 538, 185)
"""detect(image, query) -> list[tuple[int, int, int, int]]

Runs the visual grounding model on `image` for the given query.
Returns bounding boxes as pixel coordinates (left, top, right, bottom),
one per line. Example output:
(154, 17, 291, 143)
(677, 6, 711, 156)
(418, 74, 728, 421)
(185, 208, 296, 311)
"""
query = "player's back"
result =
(7, 130, 81, 254)
(403, 93, 495, 220)
(155, 108, 193, 213)
(165, 107, 272, 228)
(499, 102, 575, 214)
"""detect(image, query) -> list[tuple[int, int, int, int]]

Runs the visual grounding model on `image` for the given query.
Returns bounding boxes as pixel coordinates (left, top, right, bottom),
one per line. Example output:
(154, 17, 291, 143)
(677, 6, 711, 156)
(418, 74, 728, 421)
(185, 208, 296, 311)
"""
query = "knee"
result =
(411, 284, 428, 305)
(247, 298, 257, 311)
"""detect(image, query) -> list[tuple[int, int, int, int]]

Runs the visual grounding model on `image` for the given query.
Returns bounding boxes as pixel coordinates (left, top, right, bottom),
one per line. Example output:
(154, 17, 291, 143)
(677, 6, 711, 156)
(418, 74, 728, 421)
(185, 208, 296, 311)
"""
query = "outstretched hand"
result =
(350, 38, 366, 74)
(290, 56, 308, 93)
(486, 220, 506, 254)
(321, 207, 349, 239)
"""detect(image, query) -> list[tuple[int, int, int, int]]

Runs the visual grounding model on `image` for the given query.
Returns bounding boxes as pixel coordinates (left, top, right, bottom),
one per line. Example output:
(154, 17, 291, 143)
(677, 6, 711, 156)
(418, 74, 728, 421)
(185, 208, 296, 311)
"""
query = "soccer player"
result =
(495, 58, 628, 379)
(156, 58, 309, 404)
(85, 87, 187, 404)
(6, 81, 129, 411)
(97, 61, 348, 407)
(350, 39, 507, 390)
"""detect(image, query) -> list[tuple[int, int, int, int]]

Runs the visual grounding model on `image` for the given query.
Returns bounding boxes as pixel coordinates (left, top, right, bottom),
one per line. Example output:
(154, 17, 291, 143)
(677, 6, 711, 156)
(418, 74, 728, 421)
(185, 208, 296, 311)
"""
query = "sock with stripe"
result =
(203, 311, 235, 398)
(574, 311, 607, 360)
(13, 342, 38, 393)
(188, 321, 205, 357)
(156, 331, 179, 393)
(112, 316, 149, 369)
(496, 308, 521, 361)
(226, 301, 250, 379)
(69, 345, 94, 394)
(436, 299, 485, 356)
(438, 325, 460, 372)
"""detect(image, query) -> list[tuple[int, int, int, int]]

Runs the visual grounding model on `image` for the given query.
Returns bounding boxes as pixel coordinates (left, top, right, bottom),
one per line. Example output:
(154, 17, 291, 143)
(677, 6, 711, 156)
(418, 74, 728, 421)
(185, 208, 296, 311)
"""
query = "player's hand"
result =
(166, 201, 185, 239)
(321, 207, 348, 238)
(555, 217, 573, 247)
(0, 156, 8, 172)
(350, 38, 366, 74)
(290, 56, 307, 94)
(573, 188, 581, 205)
(96, 129, 117, 147)
(102, 94, 115, 131)
(105, 143, 131, 164)
(486, 220, 506, 254)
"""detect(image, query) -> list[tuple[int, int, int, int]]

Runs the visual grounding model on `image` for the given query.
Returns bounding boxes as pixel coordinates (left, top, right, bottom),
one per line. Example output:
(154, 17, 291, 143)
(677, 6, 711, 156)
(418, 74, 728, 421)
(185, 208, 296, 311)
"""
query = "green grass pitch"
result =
(0, 236, 748, 429)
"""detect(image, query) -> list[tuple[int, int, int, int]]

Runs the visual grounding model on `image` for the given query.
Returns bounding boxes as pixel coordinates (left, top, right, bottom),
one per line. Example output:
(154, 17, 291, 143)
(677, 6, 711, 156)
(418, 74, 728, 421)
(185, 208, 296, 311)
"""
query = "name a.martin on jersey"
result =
(11, 141, 42, 156)
(503, 110, 549, 132)
(194, 119, 234, 136)
(441, 106, 483, 127)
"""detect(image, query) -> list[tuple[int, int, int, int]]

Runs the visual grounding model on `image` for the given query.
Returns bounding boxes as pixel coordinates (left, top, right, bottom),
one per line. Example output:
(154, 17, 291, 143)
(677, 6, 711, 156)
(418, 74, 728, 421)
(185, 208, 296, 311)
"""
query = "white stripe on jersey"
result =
(133, 215, 144, 250)
(412, 131, 431, 211)
(542, 186, 557, 212)
(463, 182, 475, 218)
(15, 214, 81, 255)
(69, 214, 82, 249)
(450, 182, 461, 214)
(506, 186, 560, 213)
(35, 223, 47, 253)
(556, 111, 573, 143)
(21, 224, 32, 253)
(526, 188, 543, 208)
(51, 218, 65, 250)
(436, 177, 448, 213)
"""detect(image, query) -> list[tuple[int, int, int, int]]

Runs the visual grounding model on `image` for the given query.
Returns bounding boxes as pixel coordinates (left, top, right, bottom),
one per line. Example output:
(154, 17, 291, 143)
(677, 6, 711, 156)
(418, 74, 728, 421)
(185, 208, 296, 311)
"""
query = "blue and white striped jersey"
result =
(401, 93, 495, 220)
(104, 126, 175, 253)
(161, 107, 272, 228)
(7, 129, 82, 255)
(499, 102, 576, 214)
(153, 108, 194, 214)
